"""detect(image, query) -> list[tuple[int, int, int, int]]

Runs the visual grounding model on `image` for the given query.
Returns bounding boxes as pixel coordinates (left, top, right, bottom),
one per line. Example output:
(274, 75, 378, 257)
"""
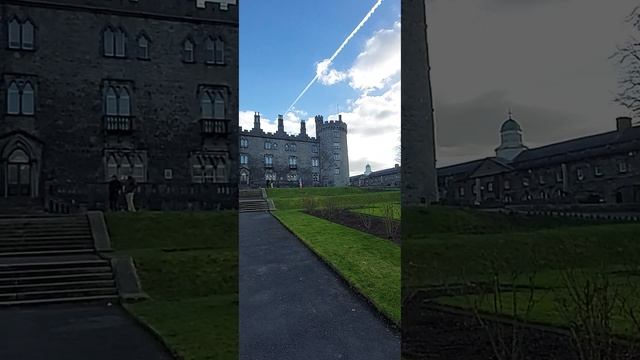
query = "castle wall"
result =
(239, 129, 319, 188)
(0, 1, 238, 210)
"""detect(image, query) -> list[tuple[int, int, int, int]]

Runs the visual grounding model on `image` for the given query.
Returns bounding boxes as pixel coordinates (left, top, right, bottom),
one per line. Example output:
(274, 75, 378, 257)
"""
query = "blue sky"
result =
(240, 0, 401, 175)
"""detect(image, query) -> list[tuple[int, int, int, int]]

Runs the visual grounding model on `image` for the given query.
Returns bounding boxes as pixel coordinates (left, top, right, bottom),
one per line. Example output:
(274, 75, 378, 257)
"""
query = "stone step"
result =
(0, 241, 92, 249)
(0, 287, 118, 303)
(0, 294, 119, 306)
(0, 265, 112, 278)
(0, 272, 114, 286)
(0, 234, 93, 242)
(0, 259, 108, 271)
(0, 279, 116, 294)
(0, 249, 94, 257)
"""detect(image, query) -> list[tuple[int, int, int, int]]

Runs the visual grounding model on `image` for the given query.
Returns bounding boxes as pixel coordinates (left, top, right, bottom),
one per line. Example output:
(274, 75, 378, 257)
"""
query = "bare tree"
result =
(611, 6, 640, 120)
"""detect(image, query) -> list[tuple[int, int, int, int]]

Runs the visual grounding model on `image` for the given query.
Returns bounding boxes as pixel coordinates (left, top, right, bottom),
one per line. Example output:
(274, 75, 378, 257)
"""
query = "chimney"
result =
(338, 114, 343, 122)
(616, 116, 632, 131)
(253, 112, 261, 130)
(277, 114, 284, 133)
(300, 120, 307, 135)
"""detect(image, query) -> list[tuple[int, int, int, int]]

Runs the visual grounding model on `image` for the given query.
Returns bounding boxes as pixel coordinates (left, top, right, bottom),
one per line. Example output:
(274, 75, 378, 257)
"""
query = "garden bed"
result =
(304, 208, 400, 244)
(403, 291, 640, 360)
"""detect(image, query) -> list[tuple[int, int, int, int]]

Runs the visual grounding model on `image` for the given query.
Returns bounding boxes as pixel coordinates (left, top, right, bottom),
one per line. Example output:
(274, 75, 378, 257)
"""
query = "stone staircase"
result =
(0, 215, 95, 256)
(0, 213, 120, 306)
(0, 257, 118, 305)
(239, 188, 270, 212)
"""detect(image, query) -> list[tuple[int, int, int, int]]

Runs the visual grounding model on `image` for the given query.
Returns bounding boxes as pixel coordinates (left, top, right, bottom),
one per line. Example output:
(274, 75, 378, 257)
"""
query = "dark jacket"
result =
(108, 179, 122, 198)
(124, 178, 137, 193)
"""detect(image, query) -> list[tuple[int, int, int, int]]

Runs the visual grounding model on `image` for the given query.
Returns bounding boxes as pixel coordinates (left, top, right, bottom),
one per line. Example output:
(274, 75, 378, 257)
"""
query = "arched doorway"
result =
(7, 149, 31, 197)
(240, 169, 249, 186)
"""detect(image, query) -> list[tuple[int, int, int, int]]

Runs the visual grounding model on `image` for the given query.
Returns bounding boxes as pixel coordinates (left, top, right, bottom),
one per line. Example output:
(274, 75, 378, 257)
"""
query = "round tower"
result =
(317, 114, 349, 187)
(495, 113, 527, 161)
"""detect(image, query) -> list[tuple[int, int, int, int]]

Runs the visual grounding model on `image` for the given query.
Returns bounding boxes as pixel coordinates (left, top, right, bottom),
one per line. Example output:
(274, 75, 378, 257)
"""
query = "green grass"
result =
(106, 211, 238, 360)
(404, 205, 640, 339)
(272, 209, 401, 324)
(268, 187, 399, 211)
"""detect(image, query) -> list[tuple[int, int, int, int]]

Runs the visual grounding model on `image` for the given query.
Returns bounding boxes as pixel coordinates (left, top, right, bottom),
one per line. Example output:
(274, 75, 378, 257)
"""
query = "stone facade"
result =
(239, 113, 349, 188)
(401, 0, 438, 206)
(350, 164, 401, 188)
(438, 116, 640, 206)
(0, 0, 238, 211)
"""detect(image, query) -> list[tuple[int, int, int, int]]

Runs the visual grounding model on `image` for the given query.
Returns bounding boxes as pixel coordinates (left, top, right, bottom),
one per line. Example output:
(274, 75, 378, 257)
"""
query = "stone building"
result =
(350, 163, 401, 188)
(0, 0, 238, 211)
(239, 113, 349, 188)
(438, 115, 640, 206)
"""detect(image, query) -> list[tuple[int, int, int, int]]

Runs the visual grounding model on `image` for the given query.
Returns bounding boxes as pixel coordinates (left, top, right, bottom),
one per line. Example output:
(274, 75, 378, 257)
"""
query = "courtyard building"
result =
(239, 113, 349, 188)
(0, 0, 238, 211)
(438, 115, 640, 206)
(350, 163, 400, 188)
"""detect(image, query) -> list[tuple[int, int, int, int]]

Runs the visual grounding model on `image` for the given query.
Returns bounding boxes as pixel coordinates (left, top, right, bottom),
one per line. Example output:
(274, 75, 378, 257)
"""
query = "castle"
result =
(239, 113, 349, 188)
(0, 0, 238, 211)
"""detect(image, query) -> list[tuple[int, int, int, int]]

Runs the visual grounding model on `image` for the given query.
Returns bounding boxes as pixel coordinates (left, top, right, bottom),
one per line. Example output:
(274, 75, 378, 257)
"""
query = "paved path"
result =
(239, 211, 400, 360)
(0, 301, 174, 360)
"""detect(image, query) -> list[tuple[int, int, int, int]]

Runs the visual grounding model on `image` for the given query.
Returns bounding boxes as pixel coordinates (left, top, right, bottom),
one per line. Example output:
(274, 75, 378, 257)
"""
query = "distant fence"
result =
(45, 181, 238, 212)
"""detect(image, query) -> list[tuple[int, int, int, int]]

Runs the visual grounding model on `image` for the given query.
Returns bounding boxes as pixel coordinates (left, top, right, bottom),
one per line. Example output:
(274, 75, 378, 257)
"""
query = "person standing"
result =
(124, 175, 138, 212)
(108, 175, 122, 211)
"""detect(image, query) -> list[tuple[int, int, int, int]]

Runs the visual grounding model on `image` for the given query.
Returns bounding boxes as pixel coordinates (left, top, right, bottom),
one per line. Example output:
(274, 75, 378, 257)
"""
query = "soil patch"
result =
(304, 209, 400, 244)
(403, 291, 640, 359)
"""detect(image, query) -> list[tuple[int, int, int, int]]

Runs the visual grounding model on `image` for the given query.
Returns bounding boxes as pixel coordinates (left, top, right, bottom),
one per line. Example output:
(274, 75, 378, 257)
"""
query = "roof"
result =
(437, 158, 487, 177)
(501, 118, 522, 132)
(513, 126, 640, 163)
(350, 166, 400, 180)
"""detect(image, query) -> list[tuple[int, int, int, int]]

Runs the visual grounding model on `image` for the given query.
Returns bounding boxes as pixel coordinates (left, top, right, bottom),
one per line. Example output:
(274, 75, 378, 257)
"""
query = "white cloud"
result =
(315, 21, 401, 92)
(337, 80, 401, 176)
(317, 59, 348, 85)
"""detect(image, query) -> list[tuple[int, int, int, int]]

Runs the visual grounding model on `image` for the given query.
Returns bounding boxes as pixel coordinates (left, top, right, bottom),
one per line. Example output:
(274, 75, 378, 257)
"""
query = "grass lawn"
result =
(352, 203, 401, 220)
(404, 205, 640, 338)
(106, 211, 238, 360)
(272, 210, 401, 323)
(267, 186, 399, 211)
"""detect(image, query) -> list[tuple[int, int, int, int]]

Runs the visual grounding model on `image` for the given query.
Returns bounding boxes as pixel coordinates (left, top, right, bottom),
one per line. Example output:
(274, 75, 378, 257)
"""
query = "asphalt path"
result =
(239, 211, 400, 360)
(0, 301, 174, 360)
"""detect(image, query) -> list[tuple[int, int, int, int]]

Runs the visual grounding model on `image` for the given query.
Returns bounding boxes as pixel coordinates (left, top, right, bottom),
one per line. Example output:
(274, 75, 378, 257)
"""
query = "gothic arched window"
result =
(137, 34, 150, 59)
(105, 87, 118, 115)
(205, 38, 215, 63)
(214, 94, 225, 119)
(22, 20, 34, 49)
(201, 91, 214, 119)
(118, 88, 130, 116)
(215, 38, 224, 64)
(8, 18, 21, 49)
(183, 39, 194, 62)
(21, 82, 34, 115)
(103, 27, 115, 56)
(7, 82, 20, 114)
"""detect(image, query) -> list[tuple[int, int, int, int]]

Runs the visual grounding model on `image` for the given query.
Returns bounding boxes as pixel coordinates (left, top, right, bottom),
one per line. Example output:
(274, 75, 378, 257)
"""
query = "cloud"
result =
(317, 59, 348, 85)
(336, 80, 401, 176)
(316, 21, 401, 92)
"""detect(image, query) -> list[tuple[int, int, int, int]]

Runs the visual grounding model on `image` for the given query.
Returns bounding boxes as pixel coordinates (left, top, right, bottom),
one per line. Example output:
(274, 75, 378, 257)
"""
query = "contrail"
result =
(284, 0, 384, 115)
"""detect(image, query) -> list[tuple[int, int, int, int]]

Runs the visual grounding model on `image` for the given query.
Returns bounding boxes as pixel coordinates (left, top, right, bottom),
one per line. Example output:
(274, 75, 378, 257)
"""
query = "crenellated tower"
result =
(316, 114, 349, 187)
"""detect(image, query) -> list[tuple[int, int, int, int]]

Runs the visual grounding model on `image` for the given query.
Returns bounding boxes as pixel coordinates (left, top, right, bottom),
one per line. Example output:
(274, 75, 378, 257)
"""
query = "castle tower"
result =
(402, 0, 438, 206)
(253, 112, 261, 131)
(317, 114, 349, 187)
(277, 114, 285, 134)
(300, 120, 307, 136)
(495, 112, 527, 161)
